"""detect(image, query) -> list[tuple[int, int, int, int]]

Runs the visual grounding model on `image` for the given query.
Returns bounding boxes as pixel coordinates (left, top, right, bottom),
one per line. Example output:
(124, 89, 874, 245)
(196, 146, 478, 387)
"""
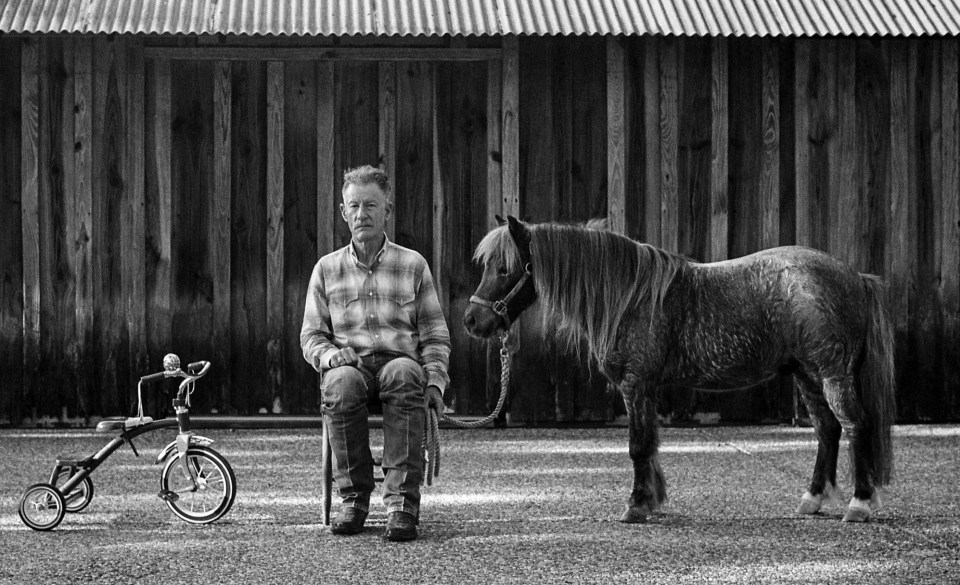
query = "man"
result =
(301, 165, 450, 542)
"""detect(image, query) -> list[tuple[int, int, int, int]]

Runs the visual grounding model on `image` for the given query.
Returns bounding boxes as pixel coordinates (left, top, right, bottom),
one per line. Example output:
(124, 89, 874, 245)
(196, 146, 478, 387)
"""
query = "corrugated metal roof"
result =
(1, 0, 959, 37)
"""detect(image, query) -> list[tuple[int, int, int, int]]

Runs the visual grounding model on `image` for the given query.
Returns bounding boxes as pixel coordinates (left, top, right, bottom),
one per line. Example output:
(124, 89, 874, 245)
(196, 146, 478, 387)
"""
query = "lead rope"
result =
(423, 330, 514, 486)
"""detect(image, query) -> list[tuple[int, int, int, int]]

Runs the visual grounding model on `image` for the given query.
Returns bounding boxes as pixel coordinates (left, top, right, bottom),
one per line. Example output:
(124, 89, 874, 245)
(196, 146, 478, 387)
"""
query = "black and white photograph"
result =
(1, 1, 958, 583)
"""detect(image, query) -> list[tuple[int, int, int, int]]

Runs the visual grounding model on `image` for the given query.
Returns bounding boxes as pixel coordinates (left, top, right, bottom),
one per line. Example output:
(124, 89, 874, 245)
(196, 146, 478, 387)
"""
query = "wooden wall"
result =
(1, 34, 959, 425)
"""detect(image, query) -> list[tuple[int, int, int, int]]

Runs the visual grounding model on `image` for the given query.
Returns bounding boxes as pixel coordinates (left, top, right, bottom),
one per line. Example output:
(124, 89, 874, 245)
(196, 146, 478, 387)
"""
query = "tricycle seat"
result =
(55, 455, 95, 468)
(96, 416, 154, 433)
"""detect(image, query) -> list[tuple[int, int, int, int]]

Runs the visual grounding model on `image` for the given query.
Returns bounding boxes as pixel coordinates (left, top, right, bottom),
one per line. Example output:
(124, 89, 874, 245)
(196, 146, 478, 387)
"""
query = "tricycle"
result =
(18, 354, 236, 531)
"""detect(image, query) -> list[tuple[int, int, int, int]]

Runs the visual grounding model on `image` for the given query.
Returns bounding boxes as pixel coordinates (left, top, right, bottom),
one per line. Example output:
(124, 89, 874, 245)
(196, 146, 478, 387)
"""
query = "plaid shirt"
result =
(300, 237, 451, 393)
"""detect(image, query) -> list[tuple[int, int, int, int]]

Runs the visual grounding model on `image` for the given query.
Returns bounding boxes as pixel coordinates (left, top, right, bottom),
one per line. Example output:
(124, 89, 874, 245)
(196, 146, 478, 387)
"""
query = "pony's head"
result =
(464, 215, 537, 338)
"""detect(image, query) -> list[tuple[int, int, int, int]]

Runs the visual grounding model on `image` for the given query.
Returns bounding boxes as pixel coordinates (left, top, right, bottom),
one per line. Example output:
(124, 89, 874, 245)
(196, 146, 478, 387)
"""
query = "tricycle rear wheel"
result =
(19, 483, 66, 531)
(54, 470, 94, 513)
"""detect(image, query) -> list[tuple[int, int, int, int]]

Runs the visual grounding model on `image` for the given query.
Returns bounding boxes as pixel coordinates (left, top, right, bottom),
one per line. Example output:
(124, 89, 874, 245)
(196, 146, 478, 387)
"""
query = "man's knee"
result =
(322, 367, 368, 412)
(378, 358, 426, 402)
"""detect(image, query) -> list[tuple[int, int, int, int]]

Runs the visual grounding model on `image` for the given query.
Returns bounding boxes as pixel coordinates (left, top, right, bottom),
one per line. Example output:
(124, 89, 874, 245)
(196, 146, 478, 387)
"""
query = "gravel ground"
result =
(1, 424, 958, 584)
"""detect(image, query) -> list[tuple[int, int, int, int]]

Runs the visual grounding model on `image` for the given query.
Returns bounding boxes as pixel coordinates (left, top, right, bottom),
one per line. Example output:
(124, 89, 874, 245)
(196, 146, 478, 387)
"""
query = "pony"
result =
(463, 216, 895, 523)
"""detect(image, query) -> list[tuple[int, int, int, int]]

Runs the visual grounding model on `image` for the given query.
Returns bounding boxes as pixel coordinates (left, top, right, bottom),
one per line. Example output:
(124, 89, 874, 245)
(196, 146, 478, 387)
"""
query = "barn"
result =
(1, 0, 958, 425)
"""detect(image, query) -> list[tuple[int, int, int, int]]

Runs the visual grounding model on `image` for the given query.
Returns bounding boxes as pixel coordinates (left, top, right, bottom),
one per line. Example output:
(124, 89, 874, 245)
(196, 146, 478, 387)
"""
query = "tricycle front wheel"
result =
(19, 483, 66, 531)
(159, 445, 236, 524)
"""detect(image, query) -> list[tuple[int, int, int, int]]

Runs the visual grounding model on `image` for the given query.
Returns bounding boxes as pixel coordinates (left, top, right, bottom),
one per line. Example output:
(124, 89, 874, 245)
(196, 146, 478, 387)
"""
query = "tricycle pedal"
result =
(158, 490, 179, 503)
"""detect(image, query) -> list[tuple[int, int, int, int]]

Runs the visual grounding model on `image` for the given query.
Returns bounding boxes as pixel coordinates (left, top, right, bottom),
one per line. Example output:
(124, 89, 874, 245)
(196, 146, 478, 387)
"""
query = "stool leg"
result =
(321, 422, 333, 525)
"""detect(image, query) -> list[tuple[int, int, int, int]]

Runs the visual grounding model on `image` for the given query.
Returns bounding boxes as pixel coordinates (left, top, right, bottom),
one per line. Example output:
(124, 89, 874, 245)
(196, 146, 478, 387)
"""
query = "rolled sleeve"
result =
(416, 263, 451, 394)
(300, 262, 338, 372)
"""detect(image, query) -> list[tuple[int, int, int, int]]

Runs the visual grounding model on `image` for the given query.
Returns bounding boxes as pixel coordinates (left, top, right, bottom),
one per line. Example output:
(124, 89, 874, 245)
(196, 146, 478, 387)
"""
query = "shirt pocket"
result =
(386, 287, 417, 327)
(328, 288, 362, 331)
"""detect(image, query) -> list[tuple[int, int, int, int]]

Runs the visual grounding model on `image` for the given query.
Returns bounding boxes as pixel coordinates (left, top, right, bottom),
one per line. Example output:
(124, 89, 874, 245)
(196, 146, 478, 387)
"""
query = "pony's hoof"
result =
(842, 498, 872, 522)
(619, 507, 649, 524)
(796, 492, 822, 515)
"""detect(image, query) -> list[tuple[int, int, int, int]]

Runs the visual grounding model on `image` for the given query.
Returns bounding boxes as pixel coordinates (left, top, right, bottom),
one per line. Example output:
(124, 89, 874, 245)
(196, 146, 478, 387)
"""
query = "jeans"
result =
(321, 354, 426, 517)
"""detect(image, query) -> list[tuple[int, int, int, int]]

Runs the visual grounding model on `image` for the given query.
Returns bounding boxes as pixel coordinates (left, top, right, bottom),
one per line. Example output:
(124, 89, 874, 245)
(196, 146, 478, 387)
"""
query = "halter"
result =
(469, 263, 532, 328)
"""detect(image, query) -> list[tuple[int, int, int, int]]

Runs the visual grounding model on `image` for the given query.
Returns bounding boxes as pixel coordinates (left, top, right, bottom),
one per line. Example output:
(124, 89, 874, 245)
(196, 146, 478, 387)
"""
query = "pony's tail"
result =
(858, 274, 897, 486)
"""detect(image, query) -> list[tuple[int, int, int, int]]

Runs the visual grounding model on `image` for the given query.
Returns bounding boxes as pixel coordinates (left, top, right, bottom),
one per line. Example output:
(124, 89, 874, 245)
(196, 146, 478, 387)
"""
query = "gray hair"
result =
(342, 165, 391, 198)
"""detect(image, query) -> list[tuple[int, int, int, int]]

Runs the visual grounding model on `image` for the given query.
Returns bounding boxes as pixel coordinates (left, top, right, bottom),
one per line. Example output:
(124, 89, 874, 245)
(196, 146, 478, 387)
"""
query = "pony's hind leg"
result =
(619, 381, 666, 523)
(795, 372, 844, 515)
(822, 376, 881, 522)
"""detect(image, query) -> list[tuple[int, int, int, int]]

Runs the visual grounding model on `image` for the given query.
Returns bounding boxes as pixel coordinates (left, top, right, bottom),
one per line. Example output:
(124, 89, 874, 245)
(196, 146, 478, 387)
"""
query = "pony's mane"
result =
(473, 221, 687, 364)
(473, 224, 521, 271)
(529, 222, 687, 365)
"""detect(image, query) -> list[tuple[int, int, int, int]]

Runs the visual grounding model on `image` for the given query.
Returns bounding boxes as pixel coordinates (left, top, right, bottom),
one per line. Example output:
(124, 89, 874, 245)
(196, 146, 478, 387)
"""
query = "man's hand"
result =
(426, 385, 444, 412)
(328, 347, 362, 369)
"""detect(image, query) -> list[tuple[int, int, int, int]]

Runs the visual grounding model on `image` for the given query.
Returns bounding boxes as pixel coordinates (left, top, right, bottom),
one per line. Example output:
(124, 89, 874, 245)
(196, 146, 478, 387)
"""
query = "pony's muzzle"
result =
(462, 305, 500, 339)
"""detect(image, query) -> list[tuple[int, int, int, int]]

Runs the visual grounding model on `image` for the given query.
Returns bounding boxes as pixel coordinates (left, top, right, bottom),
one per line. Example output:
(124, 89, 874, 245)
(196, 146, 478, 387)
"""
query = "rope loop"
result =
(422, 329, 514, 486)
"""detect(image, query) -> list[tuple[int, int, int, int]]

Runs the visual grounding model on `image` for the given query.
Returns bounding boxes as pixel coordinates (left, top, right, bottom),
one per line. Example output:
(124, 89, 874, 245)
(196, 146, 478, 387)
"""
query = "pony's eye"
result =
(496, 266, 511, 277)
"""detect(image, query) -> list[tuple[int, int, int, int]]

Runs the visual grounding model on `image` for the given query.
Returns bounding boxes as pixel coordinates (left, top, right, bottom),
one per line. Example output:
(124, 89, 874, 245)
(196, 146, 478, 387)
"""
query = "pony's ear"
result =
(507, 215, 529, 243)
(495, 214, 506, 226)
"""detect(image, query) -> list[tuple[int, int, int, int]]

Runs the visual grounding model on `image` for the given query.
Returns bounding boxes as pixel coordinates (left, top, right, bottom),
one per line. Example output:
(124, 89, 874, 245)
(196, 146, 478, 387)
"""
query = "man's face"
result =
(340, 182, 392, 245)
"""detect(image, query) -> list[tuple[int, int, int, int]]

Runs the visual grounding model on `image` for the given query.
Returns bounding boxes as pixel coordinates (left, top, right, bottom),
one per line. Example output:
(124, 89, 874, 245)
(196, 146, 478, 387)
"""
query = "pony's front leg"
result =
(619, 380, 667, 523)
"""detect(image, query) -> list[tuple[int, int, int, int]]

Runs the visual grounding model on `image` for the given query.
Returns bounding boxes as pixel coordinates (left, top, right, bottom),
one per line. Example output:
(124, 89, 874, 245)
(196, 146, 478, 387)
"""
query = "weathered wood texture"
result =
(2, 35, 960, 424)
(515, 36, 611, 424)
(1, 38, 24, 423)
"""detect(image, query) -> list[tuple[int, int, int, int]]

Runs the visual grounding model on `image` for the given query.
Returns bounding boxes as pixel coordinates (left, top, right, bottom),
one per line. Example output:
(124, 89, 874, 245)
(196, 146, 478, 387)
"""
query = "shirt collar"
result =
(347, 233, 391, 269)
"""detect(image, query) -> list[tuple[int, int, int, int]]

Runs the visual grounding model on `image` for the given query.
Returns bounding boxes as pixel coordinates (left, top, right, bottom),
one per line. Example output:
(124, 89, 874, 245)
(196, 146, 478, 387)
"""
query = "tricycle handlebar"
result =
(139, 359, 211, 383)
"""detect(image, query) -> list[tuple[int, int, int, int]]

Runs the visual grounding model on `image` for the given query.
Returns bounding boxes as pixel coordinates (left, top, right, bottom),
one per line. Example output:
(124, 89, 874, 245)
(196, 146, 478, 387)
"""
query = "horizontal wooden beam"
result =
(144, 46, 502, 62)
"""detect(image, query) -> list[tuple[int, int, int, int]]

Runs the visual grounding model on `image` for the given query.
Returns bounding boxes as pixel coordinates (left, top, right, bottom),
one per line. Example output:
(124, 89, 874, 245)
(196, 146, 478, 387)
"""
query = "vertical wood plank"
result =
(912, 40, 943, 418)
(760, 39, 780, 249)
(524, 36, 557, 223)
(284, 61, 319, 414)
(887, 40, 917, 412)
(39, 39, 76, 417)
(660, 39, 679, 253)
(73, 38, 94, 418)
(811, 41, 837, 253)
(21, 37, 40, 417)
(379, 62, 397, 239)
(643, 37, 662, 245)
(527, 36, 557, 222)
(855, 42, 891, 275)
(710, 37, 729, 261)
(266, 61, 285, 412)
(486, 58, 502, 227)
(607, 36, 626, 235)
(145, 57, 172, 416)
(675, 38, 713, 261)
(432, 71, 449, 319)
(231, 61, 269, 414)
(124, 39, 146, 380)
(501, 36, 520, 219)
(941, 39, 960, 415)
(794, 40, 811, 247)
(92, 36, 127, 413)
(317, 61, 335, 257)
(0, 38, 24, 422)
(395, 61, 434, 254)
(833, 40, 858, 265)
(213, 60, 232, 411)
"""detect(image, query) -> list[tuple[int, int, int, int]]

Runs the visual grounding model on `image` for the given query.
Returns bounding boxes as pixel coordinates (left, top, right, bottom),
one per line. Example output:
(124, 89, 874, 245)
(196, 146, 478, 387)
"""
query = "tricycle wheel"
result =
(19, 483, 66, 531)
(54, 470, 94, 513)
(160, 445, 236, 524)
